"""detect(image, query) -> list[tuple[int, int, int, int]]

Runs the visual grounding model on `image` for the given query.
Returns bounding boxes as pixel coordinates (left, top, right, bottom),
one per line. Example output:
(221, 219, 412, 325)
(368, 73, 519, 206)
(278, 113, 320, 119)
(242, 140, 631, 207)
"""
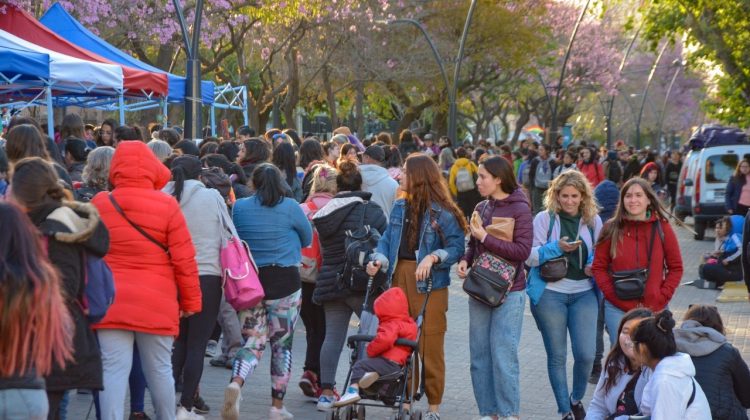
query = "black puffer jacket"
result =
(312, 191, 387, 304)
(675, 320, 750, 420)
(30, 201, 109, 391)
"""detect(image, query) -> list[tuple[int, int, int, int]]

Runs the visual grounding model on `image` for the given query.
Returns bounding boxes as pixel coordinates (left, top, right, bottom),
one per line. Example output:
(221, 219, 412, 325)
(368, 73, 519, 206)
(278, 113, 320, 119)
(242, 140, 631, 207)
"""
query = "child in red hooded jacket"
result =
(335, 287, 418, 407)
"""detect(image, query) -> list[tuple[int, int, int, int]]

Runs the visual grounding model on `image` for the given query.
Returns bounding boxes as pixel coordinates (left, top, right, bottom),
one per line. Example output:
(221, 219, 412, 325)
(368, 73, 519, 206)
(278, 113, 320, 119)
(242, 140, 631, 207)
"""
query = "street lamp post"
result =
(635, 42, 668, 149)
(549, 0, 591, 144)
(173, 0, 204, 140)
(655, 62, 682, 149)
(605, 22, 642, 148)
(389, 0, 478, 143)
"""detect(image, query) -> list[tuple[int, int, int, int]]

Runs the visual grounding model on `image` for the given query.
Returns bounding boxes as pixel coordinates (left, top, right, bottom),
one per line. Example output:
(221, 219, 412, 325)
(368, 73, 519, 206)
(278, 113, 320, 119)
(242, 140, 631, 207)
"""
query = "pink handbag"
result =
(218, 202, 264, 310)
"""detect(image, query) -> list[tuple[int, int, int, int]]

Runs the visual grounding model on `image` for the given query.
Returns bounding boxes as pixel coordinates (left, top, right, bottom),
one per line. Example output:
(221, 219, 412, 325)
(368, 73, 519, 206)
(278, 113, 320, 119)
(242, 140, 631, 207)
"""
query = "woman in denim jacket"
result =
(368, 154, 467, 420)
(525, 170, 603, 420)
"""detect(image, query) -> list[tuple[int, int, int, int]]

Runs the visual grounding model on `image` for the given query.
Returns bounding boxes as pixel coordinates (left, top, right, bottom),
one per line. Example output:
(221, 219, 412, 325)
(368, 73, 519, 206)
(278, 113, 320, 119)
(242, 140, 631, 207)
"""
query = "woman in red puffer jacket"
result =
(592, 177, 683, 348)
(91, 141, 201, 420)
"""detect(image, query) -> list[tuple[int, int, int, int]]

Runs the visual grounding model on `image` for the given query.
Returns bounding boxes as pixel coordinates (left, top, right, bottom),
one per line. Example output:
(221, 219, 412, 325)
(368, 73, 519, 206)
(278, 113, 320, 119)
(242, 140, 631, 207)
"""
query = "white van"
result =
(676, 145, 750, 239)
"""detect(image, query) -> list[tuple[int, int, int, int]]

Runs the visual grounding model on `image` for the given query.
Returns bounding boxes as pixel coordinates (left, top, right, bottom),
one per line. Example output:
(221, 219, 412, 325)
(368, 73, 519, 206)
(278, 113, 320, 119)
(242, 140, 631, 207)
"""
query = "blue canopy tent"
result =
(0, 29, 124, 138)
(40, 3, 248, 132)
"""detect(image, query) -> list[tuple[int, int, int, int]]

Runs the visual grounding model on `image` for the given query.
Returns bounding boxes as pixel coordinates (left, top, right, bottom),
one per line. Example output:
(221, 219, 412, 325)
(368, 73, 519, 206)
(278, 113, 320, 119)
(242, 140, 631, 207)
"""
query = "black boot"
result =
(588, 363, 602, 384)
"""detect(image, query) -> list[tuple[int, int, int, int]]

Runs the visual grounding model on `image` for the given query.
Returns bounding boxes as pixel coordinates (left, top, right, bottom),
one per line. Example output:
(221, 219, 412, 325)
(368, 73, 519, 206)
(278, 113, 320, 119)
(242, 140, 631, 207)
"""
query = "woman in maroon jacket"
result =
(457, 156, 533, 420)
(592, 177, 683, 347)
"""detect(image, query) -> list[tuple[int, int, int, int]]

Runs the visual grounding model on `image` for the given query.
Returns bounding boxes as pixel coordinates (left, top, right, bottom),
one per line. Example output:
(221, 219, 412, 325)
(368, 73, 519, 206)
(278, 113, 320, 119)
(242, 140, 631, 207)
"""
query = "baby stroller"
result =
(326, 276, 432, 420)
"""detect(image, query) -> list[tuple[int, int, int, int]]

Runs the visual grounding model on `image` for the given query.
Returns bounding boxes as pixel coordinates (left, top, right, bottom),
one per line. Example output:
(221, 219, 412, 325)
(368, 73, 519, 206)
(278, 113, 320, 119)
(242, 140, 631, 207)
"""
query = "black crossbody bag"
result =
(610, 222, 658, 300)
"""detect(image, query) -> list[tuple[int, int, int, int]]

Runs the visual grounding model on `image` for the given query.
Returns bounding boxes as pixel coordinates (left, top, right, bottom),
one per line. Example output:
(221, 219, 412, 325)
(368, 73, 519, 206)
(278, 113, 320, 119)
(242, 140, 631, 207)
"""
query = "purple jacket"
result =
(461, 188, 533, 291)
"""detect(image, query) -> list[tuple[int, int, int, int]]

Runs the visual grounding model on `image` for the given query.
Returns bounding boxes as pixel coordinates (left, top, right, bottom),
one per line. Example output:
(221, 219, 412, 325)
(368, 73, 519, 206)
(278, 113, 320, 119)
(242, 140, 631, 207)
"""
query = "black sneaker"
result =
(193, 395, 210, 415)
(588, 363, 602, 384)
(128, 412, 151, 420)
(571, 399, 586, 420)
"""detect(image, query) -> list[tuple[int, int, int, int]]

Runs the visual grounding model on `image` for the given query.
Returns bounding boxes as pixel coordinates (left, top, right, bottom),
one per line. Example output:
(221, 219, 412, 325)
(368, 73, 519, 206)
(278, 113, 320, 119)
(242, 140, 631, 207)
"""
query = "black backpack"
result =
(339, 201, 386, 292)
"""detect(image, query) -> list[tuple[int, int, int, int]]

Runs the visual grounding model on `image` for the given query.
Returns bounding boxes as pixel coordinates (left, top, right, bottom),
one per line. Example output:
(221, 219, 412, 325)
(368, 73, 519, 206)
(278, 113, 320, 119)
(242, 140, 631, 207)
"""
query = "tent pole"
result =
(242, 87, 249, 126)
(210, 104, 216, 136)
(118, 93, 125, 125)
(163, 100, 169, 124)
(46, 85, 54, 139)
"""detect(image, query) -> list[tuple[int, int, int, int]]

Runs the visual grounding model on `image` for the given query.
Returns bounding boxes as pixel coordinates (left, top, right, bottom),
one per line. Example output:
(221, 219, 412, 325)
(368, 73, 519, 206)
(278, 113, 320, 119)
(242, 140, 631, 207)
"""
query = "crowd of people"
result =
(0, 115, 748, 420)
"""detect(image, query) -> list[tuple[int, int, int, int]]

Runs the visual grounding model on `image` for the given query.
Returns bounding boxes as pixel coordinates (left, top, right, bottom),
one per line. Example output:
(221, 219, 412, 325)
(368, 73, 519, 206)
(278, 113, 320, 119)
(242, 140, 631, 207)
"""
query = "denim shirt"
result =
(372, 199, 465, 293)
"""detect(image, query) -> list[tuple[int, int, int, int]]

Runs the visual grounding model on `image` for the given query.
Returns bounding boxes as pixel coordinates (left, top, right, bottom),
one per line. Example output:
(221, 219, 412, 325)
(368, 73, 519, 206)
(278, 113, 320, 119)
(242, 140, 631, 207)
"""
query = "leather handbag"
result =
(611, 222, 658, 300)
(540, 212, 568, 282)
(464, 252, 516, 307)
(540, 257, 568, 282)
(463, 202, 517, 307)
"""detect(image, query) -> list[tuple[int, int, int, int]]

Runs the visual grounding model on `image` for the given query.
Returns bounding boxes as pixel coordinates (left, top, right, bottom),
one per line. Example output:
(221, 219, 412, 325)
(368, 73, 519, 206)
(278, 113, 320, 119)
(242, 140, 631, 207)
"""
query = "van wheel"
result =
(694, 220, 706, 240)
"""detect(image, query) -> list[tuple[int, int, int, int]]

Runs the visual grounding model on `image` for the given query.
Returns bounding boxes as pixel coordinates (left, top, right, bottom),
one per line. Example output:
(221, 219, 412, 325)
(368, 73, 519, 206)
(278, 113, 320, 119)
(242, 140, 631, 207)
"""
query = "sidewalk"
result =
(66, 221, 749, 419)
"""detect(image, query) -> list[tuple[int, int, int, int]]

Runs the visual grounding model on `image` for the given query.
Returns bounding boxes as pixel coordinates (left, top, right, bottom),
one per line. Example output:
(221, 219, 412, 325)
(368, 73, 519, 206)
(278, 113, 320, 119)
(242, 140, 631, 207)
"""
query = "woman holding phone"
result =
(525, 170, 603, 420)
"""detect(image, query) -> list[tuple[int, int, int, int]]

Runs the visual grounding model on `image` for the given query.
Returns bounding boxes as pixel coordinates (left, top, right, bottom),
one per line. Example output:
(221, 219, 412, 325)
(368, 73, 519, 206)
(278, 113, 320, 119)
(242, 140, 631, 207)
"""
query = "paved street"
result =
(68, 220, 750, 420)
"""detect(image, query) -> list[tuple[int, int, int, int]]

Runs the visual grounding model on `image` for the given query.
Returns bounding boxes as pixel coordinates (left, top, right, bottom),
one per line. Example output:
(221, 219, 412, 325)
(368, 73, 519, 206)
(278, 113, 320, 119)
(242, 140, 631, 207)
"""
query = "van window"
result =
(705, 154, 738, 183)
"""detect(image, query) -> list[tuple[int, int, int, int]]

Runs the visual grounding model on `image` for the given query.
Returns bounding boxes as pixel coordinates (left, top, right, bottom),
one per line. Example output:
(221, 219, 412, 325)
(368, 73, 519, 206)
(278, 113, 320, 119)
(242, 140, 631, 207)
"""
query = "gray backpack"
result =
(456, 167, 475, 192)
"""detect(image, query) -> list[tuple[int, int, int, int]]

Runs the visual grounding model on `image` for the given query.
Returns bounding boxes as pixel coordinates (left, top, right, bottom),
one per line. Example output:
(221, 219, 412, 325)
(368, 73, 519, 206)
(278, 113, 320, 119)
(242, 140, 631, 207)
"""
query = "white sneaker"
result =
(205, 340, 218, 358)
(316, 394, 337, 411)
(176, 406, 205, 420)
(221, 382, 242, 420)
(333, 386, 361, 407)
(269, 406, 294, 420)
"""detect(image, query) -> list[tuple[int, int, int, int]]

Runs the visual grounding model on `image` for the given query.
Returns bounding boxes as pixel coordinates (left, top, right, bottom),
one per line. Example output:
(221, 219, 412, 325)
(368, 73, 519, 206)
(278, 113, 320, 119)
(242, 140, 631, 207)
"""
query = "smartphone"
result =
(568, 240, 583, 247)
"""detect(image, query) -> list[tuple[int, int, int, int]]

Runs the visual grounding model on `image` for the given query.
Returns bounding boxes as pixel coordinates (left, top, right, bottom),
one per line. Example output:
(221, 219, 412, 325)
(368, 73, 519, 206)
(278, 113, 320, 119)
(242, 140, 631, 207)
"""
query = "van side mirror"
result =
(684, 179, 694, 187)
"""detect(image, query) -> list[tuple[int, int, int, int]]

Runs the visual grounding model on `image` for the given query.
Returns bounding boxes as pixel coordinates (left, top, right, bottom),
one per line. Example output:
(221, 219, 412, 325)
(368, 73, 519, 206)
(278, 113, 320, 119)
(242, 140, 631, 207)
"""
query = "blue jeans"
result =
(469, 291, 525, 417)
(603, 300, 625, 348)
(530, 288, 598, 414)
(0, 389, 48, 420)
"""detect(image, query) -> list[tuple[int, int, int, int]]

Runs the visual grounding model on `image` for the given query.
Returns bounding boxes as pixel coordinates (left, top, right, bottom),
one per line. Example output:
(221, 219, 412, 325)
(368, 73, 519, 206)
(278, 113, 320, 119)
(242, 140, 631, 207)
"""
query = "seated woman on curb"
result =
(586, 308, 653, 419)
(630, 310, 711, 419)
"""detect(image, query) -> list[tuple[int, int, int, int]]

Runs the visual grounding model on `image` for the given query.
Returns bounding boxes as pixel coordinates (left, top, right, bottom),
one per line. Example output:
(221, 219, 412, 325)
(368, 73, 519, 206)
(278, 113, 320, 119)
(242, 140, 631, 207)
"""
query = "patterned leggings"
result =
(233, 289, 301, 400)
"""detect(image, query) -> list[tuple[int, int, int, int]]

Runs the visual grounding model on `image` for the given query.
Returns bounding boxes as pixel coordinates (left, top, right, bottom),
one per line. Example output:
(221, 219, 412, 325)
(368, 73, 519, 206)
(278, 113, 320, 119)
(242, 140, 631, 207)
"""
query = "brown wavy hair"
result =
(0, 202, 73, 377)
(599, 177, 687, 258)
(403, 154, 468, 249)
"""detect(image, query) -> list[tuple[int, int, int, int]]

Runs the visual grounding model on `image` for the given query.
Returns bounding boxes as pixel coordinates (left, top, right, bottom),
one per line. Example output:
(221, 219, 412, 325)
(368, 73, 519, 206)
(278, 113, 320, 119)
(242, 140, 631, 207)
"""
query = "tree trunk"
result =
(512, 104, 530, 145)
(322, 65, 338, 129)
(282, 49, 300, 130)
(355, 81, 365, 137)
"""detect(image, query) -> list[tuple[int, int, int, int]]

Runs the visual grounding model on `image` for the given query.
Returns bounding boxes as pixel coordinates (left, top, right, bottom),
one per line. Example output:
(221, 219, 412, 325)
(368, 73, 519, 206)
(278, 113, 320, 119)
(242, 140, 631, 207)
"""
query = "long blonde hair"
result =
(543, 170, 599, 227)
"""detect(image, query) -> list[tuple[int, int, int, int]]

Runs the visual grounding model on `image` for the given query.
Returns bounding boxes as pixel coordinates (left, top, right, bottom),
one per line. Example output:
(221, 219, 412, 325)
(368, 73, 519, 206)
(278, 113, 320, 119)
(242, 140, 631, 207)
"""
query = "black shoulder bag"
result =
(610, 221, 659, 300)
(108, 193, 169, 256)
(463, 202, 518, 307)
(540, 212, 568, 282)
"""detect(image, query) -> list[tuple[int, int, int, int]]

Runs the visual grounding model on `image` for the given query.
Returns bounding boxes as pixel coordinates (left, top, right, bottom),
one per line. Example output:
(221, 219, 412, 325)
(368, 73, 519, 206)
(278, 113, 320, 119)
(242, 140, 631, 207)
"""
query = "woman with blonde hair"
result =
(525, 170, 603, 420)
(297, 164, 337, 398)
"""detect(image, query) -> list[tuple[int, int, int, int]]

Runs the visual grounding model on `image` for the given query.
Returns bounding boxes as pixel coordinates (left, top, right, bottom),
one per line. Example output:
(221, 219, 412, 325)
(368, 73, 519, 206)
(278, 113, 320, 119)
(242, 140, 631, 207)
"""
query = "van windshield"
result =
(705, 154, 738, 183)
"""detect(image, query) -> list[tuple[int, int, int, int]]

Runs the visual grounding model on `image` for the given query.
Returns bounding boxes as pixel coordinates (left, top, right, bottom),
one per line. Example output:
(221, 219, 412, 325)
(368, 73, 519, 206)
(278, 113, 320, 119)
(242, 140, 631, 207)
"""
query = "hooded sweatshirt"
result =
(366, 287, 418, 365)
(719, 214, 744, 264)
(461, 188, 534, 292)
(675, 320, 750, 420)
(639, 353, 711, 420)
(360, 163, 398, 220)
(163, 179, 227, 276)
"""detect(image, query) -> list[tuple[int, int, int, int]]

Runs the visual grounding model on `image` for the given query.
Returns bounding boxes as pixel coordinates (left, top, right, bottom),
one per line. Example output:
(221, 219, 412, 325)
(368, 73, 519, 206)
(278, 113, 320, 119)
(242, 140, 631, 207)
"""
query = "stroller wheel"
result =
(326, 410, 339, 420)
(356, 405, 366, 419)
(342, 405, 354, 420)
(410, 409, 423, 420)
